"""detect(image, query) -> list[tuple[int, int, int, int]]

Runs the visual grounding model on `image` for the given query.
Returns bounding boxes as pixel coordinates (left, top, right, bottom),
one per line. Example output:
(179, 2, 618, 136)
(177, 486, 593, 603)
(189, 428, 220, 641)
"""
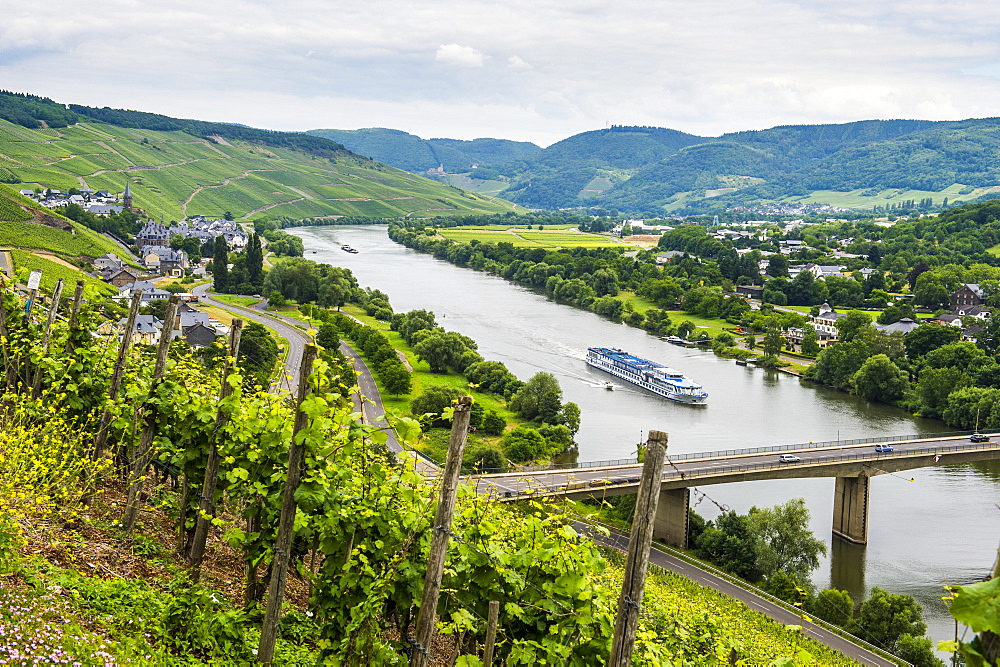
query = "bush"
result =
(502, 426, 550, 463)
(481, 410, 506, 436)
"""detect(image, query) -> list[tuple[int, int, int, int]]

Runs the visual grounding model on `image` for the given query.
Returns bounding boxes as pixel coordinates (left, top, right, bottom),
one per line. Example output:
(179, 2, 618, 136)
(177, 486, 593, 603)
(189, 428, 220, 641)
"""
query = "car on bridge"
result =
(874, 444, 894, 452)
(778, 453, 801, 463)
(971, 433, 991, 443)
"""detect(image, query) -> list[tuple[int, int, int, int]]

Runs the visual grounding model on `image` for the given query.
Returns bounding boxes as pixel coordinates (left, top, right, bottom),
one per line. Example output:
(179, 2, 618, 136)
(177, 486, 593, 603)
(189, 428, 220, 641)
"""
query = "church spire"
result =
(122, 180, 133, 212)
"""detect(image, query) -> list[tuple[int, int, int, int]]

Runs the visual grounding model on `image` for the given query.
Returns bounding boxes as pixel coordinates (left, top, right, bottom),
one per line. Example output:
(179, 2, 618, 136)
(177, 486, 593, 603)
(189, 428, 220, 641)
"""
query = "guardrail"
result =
(475, 430, 981, 476)
(480, 439, 1000, 499)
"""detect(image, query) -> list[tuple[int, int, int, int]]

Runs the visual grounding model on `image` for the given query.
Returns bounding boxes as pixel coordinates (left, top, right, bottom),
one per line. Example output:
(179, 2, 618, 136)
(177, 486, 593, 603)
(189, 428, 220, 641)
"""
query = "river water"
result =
(292, 224, 999, 653)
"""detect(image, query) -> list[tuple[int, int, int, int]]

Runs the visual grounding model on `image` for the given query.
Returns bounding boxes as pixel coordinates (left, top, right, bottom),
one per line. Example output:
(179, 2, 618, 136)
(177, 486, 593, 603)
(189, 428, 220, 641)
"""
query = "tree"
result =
(693, 511, 764, 582)
(480, 410, 506, 436)
(766, 254, 789, 278)
(410, 384, 464, 426)
(904, 323, 961, 359)
(849, 587, 928, 654)
(212, 237, 229, 292)
(801, 325, 820, 357)
(246, 233, 264, 289)
(747, 498, 826, 583)
(502, 425, 551, 463)
(413, 330, 481, 373)
(380, 363, 412, 397)
(317, 323, 340, 350)
(558, 402, 581, 435)
(835, 310, 873, 342)
(809, 589, 854, 627)
(853, 354, 908, 403)
(762, 328, 783, 357)
(913, 272, 951, 309)
(509, 372, 563, 423)
(238, 322, 279, 387)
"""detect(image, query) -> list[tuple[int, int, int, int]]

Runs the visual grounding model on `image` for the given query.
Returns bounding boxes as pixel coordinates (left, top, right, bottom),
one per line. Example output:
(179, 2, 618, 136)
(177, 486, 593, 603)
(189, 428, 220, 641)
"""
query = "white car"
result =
(778, 454, 801, 463)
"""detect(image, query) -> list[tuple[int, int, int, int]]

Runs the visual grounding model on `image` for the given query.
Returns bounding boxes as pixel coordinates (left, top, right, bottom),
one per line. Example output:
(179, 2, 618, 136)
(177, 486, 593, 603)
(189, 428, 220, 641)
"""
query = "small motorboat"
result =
(604, 381, 615, 390)
(735, 359, 748, 366)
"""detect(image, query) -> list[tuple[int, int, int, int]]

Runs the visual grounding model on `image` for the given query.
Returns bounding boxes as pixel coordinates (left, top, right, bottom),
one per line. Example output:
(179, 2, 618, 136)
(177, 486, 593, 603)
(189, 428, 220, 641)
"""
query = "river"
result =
(291, 224, 999, 654)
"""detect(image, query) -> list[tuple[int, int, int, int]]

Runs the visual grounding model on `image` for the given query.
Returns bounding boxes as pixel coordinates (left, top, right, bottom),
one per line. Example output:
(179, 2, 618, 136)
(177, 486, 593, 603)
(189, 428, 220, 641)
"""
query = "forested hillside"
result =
(0, 91, 520, 221)
(351, 117, 1000, 215)
(307, 127, 541, 173)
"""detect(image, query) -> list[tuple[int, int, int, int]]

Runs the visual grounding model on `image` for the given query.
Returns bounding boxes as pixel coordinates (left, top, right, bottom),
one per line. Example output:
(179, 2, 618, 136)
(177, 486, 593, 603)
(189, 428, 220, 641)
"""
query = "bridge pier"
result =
(832, 473, 870, 544)
(653, 487, 690, 549)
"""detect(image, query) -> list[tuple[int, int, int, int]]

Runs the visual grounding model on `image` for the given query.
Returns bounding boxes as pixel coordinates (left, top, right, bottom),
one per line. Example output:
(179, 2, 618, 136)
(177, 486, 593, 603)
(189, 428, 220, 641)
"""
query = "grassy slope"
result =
(0, 184, 128, 262)
(0, 119, 524, 222)
(437, 226, 629, 249)
(8, 249, 115, 296)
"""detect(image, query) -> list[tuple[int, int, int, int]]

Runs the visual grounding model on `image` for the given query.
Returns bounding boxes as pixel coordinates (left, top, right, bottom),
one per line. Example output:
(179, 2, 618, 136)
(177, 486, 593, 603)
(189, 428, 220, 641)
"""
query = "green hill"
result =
(306, 127, 541, 173)
(392, 118, 1000, 214)
(0, 91, 522, 222)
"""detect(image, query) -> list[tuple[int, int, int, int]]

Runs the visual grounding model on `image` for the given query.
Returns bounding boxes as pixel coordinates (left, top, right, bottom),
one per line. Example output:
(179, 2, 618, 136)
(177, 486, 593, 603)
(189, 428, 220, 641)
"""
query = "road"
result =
(192, 284, 896, 662)
(584, 525, 898, 666)
(474, 433, 1000, 500)
(190, 285, 431, 466)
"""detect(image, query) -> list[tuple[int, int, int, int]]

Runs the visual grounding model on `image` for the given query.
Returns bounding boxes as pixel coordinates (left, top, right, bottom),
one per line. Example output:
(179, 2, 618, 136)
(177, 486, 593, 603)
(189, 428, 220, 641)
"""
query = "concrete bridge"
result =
(472, 432, 1000, 547)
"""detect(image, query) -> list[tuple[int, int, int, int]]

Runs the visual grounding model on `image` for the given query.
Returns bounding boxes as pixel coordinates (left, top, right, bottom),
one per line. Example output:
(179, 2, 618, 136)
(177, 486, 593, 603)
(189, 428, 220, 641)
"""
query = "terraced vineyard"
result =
(0, 119, 522, 222)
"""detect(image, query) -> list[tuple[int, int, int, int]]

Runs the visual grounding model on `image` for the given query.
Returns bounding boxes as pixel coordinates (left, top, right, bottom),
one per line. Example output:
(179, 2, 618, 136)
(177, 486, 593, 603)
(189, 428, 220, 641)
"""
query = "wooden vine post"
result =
(188, 318, 244, 578)
(257, 345, 317, 664)
(63, 280, 85, 354)
(31, 278, 64, 396)
(484, 599, 500, 666)
(410, 395, 474, 667)
(123, 294, 181, 533)
(609, 430, 668, 666)
(93, 289, 143, 458)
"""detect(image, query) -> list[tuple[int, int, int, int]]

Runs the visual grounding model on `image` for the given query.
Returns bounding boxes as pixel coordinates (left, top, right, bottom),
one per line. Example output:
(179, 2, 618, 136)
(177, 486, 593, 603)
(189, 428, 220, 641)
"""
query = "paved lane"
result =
(581, 523, 898, 666)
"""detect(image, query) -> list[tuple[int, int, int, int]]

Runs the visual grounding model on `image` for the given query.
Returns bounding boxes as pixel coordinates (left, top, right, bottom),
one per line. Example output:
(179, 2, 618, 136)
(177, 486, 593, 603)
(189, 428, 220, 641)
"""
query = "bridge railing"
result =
(475, 430, 978, 475)
(480, 439, 999, 499)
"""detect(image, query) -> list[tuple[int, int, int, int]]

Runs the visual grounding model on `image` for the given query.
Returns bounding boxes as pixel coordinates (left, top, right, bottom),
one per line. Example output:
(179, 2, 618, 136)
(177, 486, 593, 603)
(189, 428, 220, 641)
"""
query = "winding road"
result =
(192, 283, 897, 663)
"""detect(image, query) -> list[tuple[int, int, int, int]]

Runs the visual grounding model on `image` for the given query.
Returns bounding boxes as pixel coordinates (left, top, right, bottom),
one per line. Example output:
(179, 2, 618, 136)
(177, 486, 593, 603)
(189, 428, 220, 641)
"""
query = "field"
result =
(783, 183, 998, 209)
(8, 249, 116, 296)
(437, 226, 628, 249)
(0, 220, 125, 260)
(0, 118, 525, 222)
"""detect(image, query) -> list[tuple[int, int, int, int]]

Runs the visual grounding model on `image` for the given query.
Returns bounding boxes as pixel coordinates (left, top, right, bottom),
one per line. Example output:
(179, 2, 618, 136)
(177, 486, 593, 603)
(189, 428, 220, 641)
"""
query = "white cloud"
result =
(435, 43, 486, 68)
(507, 55, 532, 70)
(3, 0, 1000, 146)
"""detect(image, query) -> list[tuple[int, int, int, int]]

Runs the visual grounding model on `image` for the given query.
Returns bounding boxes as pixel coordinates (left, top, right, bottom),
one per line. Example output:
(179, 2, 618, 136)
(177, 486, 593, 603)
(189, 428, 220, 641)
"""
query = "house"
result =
(108, 268, 140, 288)
(86, 204, 124, 215)
(951, 284, 985, 310)
(874, 318, 920, 334)
(141, 247, 189, 274)
(801, 263, 846, 280)
(117, 280, 172, 302)
(115, 315, 163, 345)
(94, 253, 124, 271)
(182, 322, 217, 348)
(655, 251, 686, 263)
(929, 314, 964, 327)
(954, 305, 991, 320)
(135, 221, 170, 248)
(812, 303, 847, 340)
(18, 189, 34, 197)
(736, 285, 764, 300)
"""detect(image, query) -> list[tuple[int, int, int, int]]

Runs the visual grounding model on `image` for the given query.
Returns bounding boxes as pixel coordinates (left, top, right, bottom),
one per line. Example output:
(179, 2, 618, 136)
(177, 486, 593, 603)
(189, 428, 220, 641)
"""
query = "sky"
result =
(4, 0, 1000, 147)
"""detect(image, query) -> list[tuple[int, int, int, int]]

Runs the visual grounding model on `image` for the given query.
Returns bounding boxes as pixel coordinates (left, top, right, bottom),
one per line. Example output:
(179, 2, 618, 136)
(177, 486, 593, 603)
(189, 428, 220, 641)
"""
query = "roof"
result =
(874, 318, 920, 334)
(116, 315, 162, 334)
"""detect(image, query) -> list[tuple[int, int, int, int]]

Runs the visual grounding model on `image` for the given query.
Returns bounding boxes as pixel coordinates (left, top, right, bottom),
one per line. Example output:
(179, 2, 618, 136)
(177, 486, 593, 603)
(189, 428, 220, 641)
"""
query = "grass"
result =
(8, 249, 116, 296)
(211, 295, 261, 308)
(783, 183, 996, 210)
(0, 219, 124, 260)
(616, 292, 730, 336)
(437, 227, 626, 249)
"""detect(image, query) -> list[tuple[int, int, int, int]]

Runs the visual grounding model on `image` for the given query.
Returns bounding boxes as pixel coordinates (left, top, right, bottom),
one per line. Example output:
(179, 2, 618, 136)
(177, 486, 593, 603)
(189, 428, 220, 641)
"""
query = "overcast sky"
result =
(4, 0, 1000, 147)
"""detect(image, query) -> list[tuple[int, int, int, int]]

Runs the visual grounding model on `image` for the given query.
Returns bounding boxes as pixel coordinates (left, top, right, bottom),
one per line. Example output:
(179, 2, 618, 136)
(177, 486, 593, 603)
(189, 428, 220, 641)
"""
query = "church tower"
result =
(122, 181, 133, 212)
